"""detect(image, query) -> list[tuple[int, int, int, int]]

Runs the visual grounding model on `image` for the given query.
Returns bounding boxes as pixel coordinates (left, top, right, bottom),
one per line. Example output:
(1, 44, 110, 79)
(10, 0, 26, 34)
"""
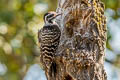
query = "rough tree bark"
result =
(47, 0, 107, 80)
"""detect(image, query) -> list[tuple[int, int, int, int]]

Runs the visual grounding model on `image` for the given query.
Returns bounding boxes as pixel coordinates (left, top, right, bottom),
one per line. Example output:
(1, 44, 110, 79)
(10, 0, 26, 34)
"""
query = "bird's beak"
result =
(48, 12, 62, 21)
(52, 13, 62, 19)
(55, 13, 62, 17)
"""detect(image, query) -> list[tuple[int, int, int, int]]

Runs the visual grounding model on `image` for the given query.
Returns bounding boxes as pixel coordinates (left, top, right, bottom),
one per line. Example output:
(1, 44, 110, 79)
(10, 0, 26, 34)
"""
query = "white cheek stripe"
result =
(45, 14, 53, 23)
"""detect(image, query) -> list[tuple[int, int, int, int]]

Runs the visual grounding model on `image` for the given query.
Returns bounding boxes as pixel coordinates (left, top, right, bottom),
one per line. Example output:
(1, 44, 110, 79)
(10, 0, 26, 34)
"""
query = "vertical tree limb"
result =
(46, 0, 107, 80)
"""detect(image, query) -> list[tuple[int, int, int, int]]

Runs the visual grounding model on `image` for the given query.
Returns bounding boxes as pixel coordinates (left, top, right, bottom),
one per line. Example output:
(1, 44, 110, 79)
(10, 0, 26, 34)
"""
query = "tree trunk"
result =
(47, 0, 107, 80)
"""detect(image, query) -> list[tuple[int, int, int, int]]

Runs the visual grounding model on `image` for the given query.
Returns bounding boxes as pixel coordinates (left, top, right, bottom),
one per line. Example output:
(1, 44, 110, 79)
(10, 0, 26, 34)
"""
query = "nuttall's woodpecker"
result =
(38, 11, 61, 78)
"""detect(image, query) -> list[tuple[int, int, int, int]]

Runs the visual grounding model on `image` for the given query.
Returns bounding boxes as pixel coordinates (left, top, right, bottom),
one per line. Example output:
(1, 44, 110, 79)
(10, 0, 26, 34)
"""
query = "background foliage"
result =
(0, 0, 120, 80)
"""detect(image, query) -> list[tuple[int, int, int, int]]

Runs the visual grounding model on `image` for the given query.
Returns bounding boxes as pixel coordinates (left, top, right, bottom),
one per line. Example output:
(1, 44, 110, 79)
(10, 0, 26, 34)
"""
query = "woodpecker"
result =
(38, 11, 61, 78)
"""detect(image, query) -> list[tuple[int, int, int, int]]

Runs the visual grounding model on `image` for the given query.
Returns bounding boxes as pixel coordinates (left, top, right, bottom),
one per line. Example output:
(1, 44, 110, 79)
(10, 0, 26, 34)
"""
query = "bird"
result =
(38, 11, 61, 79)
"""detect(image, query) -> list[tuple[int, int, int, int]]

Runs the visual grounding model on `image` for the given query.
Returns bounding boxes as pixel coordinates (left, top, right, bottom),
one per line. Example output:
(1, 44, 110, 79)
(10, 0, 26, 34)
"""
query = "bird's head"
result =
(44, 11, 61, 24)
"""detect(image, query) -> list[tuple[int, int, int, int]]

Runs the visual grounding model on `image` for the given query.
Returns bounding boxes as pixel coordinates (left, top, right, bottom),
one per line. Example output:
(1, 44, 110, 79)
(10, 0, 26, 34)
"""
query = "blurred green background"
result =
(0, 0, 120, 80)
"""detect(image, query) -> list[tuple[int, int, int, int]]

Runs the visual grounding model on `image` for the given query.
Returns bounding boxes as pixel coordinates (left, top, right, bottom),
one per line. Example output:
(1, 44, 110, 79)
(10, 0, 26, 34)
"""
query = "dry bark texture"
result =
(46, 0, 107, 80)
